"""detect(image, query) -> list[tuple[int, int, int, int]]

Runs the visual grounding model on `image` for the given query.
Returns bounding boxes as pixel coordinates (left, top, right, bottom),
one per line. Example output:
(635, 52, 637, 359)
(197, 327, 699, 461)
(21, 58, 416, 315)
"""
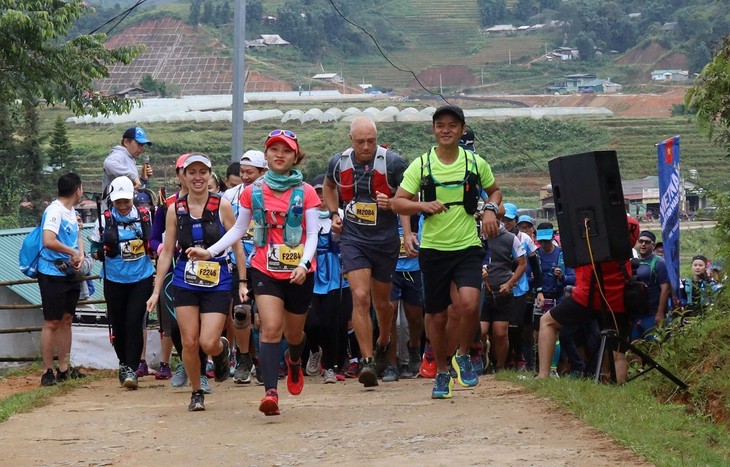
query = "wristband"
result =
(239, 279, 247, 283)
(329, 211, 340, 219)
(535, 287, 543, 293)
(298, 260, 312, 270)
(482, 202, 498, 214)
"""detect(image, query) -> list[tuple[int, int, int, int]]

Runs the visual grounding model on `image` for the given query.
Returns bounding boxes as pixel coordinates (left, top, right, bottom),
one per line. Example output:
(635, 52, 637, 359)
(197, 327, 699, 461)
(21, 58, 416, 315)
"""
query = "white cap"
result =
(240, 150, 267, 169)
(108, 176, 134, 202)
(183, 153, 212, 169)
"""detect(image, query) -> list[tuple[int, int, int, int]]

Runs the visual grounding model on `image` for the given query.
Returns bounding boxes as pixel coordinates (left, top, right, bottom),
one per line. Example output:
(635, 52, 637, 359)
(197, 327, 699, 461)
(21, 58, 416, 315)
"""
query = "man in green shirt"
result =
(391, 105, 502, 399)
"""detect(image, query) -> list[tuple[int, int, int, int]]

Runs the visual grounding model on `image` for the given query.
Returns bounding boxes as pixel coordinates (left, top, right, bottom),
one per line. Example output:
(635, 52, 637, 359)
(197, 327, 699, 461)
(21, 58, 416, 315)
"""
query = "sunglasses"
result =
(268, 129, 297, 140)
(637, 239, 654, 245)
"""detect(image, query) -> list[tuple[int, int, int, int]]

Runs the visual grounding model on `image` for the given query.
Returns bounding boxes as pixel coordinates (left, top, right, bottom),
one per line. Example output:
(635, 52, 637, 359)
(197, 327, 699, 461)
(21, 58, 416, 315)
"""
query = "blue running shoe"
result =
(171, 363, 188, 388)
(451, 353, 479, 388)
(200, 375, 213, 394)
(431, 372, 453, 399)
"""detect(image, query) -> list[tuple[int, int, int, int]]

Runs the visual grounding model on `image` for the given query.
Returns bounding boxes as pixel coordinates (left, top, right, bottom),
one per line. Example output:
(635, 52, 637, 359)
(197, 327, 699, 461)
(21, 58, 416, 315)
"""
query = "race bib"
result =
(121, 239, 145, 262)
(345, 201, 377, 226)
(398, 235, 407, 259)
(266, 244, 303, 272)
(243, 219, 255, 240)
(184, 260, 220, 287)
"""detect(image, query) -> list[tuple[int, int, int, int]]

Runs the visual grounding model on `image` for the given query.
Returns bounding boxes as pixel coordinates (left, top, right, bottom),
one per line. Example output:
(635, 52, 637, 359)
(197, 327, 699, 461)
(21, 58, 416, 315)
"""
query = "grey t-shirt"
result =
(486, 225, 526, 289)
(102, 145, 138, 195)
(326, 148, 407, 245)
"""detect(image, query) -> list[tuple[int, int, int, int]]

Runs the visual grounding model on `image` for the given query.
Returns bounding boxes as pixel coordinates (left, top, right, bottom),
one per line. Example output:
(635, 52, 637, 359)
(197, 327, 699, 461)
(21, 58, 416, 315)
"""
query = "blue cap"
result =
(517, 215, 533, 226)
(536, 228, 554, 241)
(123, 126, 152, 145)
(503, 203, 518, 220)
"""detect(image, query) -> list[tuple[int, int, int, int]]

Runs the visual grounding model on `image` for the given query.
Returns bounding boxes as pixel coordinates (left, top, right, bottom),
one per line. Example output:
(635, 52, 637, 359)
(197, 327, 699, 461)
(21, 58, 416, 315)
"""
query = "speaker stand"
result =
(593, 328, 688, 390)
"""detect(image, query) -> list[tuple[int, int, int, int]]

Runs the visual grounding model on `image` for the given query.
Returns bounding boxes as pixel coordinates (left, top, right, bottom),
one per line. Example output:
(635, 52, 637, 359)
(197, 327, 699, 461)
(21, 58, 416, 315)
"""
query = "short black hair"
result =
(58, 172, 82, 197)
(226, 162, 240, 178)
(536, 222, 553, 231)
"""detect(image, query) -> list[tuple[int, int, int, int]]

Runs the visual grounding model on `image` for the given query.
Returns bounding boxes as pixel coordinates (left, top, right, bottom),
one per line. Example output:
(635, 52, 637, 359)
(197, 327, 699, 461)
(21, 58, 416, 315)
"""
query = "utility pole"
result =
(231, 0, 246, 162)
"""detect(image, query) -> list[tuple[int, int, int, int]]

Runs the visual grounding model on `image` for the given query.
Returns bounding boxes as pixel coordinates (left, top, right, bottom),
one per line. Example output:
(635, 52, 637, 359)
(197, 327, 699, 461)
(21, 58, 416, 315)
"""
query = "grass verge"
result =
(504, 373, 730, 465)
(0, 370, 111, 424)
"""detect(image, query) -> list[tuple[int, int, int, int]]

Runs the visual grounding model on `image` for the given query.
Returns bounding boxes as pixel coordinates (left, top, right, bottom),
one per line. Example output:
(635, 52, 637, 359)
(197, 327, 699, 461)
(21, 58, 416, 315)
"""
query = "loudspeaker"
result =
(548, 150, 630, 267)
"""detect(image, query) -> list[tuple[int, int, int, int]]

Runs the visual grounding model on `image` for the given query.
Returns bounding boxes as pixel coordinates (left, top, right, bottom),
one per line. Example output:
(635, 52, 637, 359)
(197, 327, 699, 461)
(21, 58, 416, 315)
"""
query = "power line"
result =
(87, 0, 148, 35)
(326, 0, 548, 174)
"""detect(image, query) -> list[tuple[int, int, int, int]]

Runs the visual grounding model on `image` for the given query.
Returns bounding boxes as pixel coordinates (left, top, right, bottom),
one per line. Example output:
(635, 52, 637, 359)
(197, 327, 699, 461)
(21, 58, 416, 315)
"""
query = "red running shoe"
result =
(344, 361, 360, 378)
(259, 389, 280, 416)
(285, 351, 304, 395)
(419, 353, 437, 379)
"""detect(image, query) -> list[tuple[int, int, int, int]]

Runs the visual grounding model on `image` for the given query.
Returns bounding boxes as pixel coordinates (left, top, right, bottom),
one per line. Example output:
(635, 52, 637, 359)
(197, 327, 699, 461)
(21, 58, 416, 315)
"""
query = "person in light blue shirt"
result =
(37, 173, 86, 387)
(90, 176, 155, 390)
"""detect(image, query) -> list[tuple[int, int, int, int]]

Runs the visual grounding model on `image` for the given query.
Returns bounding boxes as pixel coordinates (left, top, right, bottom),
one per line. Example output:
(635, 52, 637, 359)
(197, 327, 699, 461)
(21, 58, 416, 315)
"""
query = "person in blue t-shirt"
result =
(37, 173, 87, 387)
(632, 230, 670, 340)
(91, 176, 155, 390)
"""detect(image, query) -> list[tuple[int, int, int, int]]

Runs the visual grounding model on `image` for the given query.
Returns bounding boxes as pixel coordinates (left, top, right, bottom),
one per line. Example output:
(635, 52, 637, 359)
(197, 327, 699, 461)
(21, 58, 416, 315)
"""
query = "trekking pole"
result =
(95, 194, 114, 346)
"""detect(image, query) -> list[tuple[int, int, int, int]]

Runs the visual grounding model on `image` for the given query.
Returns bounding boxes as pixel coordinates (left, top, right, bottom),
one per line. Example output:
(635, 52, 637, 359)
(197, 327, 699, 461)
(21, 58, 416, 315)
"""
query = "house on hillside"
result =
(260, 34, 290, 46)
(312, 73, 342, 83)
(651, 70, 689, 81)
(485, 24, 516, 35)
(546, 73, 621, 94)
(112, 87, 147, 98)
(661, 22, 679, 31)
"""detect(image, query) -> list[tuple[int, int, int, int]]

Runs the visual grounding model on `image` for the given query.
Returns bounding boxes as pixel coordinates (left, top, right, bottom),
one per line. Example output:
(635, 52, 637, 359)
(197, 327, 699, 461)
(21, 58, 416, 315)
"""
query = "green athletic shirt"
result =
(400, 147, 496, 251)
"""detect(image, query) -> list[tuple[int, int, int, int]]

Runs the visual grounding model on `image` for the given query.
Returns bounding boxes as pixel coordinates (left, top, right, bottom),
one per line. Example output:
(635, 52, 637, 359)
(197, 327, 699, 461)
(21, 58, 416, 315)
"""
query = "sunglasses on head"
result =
(268, 129, 297, 140)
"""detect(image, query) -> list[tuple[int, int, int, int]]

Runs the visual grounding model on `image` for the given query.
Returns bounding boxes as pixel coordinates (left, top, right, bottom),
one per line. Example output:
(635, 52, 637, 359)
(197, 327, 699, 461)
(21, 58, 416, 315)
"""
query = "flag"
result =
(657, 135, 681, 293)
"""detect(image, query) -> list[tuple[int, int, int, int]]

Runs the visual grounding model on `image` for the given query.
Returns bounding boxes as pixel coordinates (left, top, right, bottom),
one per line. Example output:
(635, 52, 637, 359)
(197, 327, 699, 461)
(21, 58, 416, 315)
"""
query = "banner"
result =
(657, 135, 681, 293)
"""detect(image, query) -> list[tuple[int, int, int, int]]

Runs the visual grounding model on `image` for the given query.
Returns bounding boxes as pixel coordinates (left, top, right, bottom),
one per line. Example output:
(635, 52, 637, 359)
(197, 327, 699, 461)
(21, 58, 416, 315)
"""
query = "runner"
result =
(187, 130, 319, 416)
(391, 105, 503, 399)
(146, 154, 246, 411)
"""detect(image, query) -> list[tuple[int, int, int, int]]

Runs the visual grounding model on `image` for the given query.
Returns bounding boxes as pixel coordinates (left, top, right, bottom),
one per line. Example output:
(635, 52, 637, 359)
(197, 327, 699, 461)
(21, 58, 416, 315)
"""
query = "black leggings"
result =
(305, 288, 351, 369)
(104, 276, 154, 367)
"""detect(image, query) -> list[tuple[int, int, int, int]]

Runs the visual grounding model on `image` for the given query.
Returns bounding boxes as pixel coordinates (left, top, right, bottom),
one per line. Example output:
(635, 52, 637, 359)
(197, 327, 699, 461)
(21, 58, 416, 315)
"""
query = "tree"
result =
(477, 0, 507, 27)
(49, 116, 72, 168)
(188, 0, 201, 26)
(202, 0, 214, 24)
(685, 36, 730, 153)
(0, 0, 144, 117)
(575, 32, 596, 61)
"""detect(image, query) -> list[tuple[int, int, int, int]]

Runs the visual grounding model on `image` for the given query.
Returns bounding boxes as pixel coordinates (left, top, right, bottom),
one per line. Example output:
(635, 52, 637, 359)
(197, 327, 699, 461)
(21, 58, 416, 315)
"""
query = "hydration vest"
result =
(175, 193, 222, 260)
(102, 207, 152, 258)
(251, 178, 305, 248)
(338, 146, 394, 204)
(419, 147, 481, 216)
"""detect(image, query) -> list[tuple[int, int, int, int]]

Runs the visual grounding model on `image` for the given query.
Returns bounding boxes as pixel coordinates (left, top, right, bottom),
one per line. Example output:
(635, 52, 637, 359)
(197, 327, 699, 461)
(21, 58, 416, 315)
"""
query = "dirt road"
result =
(1, 374, 649, 466)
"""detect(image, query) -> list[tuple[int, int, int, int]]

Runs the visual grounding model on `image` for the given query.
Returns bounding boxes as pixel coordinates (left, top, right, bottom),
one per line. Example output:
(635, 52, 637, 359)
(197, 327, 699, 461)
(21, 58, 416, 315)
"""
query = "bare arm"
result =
(390, 187, 448, 216)
(220, 198, 248, 300)
(146, 207, 177, 311)
(323, 177, 343, 233)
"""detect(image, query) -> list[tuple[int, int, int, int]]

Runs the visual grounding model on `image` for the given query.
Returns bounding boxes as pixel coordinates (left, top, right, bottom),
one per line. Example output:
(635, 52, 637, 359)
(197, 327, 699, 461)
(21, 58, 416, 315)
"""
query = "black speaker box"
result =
(548, 150, 630, 267)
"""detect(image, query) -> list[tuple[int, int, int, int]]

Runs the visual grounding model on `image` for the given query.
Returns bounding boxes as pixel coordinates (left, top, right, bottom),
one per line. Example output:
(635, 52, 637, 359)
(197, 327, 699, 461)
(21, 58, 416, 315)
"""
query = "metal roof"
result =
(0, 224, 105, 307)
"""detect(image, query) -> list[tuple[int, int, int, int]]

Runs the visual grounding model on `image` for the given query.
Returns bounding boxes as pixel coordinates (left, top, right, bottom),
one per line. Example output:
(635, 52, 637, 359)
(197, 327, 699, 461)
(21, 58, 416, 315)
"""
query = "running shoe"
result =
(205, 359, 215, 378)
(136, 360, 150, 377)
(322, 368, 337, 384)
(382, 365, 399, 383)
(200, 375, 213, 394)
(233, 353, 253, 384)
(344, 360, 360, 378)
(41, 369, 57, 387)
(212, 337, 231, 382)
(306, 347, 322, 376)
(419, 353, 437, 379)
(285, 350, 304, 395)
(431, 372, 454, 399)
(374, 341, 390, 377)
(188, 390, 205, 412)
(259, 389, 280, 416)
(471, 353, 485, 376)
(451, 353, 479, 388)
(399, 363, 414, 379)
(56, 366, 86, 383)
(156, 362, 172, 380)
(171, 363, 188, 387)
(122, 366, 139, 390)
(253, 364, 264, 386)
(358, 358, 378, 387)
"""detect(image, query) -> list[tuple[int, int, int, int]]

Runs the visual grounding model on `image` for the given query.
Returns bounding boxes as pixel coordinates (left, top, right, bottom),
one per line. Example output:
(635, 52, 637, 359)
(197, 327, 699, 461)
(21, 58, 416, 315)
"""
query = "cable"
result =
(326, 0, 549, 174)
(585, 217, 621, 352)
(87, 0, 148, 35)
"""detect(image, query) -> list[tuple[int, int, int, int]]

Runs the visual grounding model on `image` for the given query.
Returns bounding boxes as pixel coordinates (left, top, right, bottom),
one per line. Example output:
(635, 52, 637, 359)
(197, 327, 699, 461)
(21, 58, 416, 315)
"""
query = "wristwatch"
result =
(329, 211, 340, 219)
(482, 202, 498, 214)
(298, 260, 312, 270)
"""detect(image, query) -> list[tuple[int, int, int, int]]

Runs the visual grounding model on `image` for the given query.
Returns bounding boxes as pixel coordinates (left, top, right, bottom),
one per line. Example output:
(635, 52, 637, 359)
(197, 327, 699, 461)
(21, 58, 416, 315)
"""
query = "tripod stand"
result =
(593, 328, 688, 390)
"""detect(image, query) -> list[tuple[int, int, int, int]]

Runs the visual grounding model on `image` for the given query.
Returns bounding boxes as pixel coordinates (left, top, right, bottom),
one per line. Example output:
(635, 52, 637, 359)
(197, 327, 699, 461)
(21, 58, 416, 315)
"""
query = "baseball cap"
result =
(503, 203, 518, 220)
(536, 222, 554, 241)
(108, 176, 134, 202)
(122, 126, 152, 145)
(459, 126, 475, 151)
(432, 105, 465, 124)
(517, 215, 533, 226)
(240, 150, 267, 168)
(183, 153, 212, 169)
(311, 174, 325, 190)
(134, 190, 153, 206)
(265, 129, 299, 154)
(175, 153, 190, 171)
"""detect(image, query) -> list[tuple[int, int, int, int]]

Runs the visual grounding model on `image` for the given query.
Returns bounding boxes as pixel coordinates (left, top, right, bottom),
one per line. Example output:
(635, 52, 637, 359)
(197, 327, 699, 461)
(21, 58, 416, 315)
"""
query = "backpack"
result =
(19, 218, 46, 278)
(419, 147, 481, 217)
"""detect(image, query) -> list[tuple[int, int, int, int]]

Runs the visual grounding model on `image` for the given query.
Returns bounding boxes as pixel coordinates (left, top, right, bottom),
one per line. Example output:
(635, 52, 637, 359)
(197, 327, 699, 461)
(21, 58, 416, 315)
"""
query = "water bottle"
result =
(232, 303, 251, 329)
(252, 187, 266, 246)
(284, 193, 303, 247)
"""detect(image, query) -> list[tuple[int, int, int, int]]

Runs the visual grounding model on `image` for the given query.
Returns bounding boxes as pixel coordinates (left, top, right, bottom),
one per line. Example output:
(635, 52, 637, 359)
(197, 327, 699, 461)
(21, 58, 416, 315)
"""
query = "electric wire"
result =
(326, 0, 548, 174)
(87, 0, 148, 35)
